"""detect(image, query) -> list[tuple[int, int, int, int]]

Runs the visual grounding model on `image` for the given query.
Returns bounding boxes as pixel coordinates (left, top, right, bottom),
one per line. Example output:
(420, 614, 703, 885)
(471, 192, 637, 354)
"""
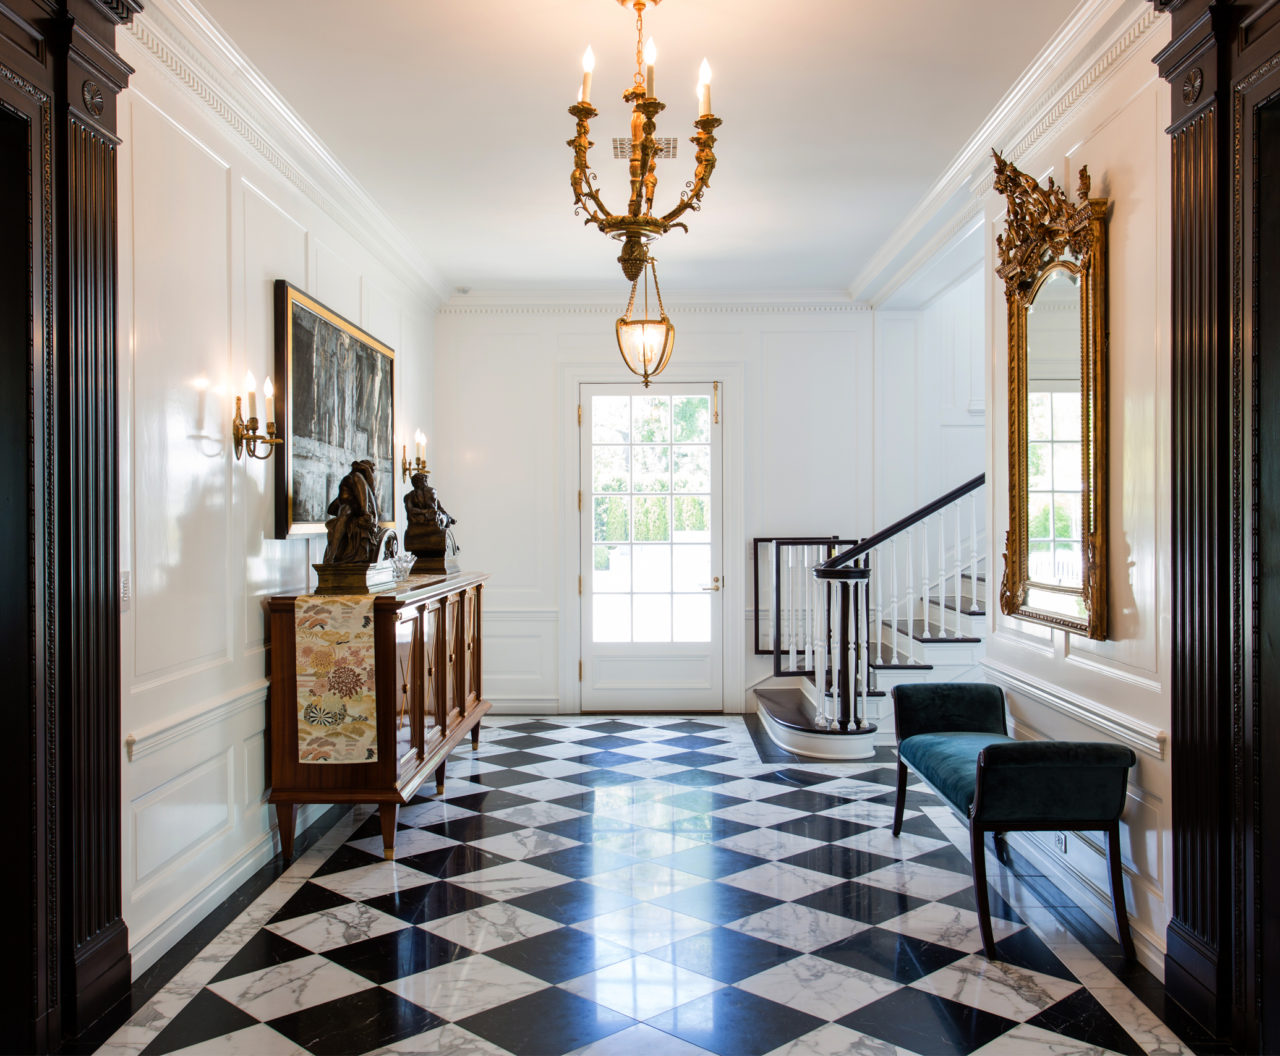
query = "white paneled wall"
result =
(433, 307, 876, 708)
(982, 20, 1173, 975)
(116, 24, 438, 973)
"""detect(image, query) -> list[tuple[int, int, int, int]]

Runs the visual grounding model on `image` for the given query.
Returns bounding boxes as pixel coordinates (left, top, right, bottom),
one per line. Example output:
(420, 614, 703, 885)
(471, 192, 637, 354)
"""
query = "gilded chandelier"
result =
(568, 0, 721, 384)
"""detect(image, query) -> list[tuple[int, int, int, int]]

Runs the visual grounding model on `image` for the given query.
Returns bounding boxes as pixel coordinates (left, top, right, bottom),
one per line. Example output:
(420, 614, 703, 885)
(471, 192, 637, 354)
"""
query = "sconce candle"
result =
(245, 370, 257, 420)
(697, 59, 711, 117)
(581, 45, 594, 105)
(644, 36, 656, 98)
(263, 375, 274, 430)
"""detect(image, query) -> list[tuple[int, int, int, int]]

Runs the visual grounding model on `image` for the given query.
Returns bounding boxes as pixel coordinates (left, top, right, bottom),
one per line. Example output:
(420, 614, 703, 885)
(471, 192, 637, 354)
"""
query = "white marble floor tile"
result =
(856, 861, 975, 900)
(592, 801, 696, 829)
(386, 954, 548, 1021)
(586, 862, 707, 899)
(715, 827, 825, 861)
(367, 1023, 512, 1056)
(500, 777, 592, 801)
(764, 1021, 916, 1056)
(207, 953, 371, 1019)
(911, 953, 1082, 1021)
(609, 760, 692, 779)
(468, 826, 581, 861)
(396, 800, 476, 828)
(447, 859, 574, 899)
(836, 828, 949, 859)
(488, 801, 586, 828)
(712, 801, 810, 827)
(720, 861, 843, 900)
(737, 953, 901, 1019)
(878, 902, 1023, 954)
(265, 902, 407, 953)
(818, 801, 914, 827)
(970, 1022, 1128, 1056)
(419, 901, 560, 952)
(561, 953, 723, 1019)
(725, 902, 868, 952)
(573, 902, 712, 952)
(1086, 987, 1193, 1055)
(567, 1022, 715, 1056)
(160, 1023, 312, 1056)
(509, 758, 593, 779)
(592, 829, 703, 860)
(307, 860, 435, 900)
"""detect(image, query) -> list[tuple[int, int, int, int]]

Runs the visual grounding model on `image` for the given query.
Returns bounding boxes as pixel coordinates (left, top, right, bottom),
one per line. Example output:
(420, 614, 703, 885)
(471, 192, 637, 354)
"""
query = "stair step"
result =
(903, 618, 981, 643)
(868, 642, 932, 670)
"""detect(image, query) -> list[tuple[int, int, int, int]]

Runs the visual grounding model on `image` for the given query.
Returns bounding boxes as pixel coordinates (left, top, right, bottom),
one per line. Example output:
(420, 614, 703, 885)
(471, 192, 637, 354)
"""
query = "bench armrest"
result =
(973, 741, 1136, 825)
(893, 683, 1008, 743)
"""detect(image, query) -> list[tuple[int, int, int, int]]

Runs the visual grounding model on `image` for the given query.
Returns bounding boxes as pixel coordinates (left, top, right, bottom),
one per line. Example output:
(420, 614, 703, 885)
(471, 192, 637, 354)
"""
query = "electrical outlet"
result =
(1054, 832, 1068, 854)
(120, 570, 131, 613)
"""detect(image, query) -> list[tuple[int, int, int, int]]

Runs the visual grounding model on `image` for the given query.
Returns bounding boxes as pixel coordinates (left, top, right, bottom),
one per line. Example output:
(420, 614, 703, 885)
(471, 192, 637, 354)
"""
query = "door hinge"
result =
(577, 489, 582, 511)
(578, 574, 582, 595)
(578, 659, 583, 682)
(577, 403, 582, 426)
(713, 381, 720, 425)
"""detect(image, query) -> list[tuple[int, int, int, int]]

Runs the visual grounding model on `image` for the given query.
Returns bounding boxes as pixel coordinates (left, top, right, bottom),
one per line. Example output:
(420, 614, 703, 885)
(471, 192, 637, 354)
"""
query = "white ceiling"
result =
(197, 0, 1079, 299)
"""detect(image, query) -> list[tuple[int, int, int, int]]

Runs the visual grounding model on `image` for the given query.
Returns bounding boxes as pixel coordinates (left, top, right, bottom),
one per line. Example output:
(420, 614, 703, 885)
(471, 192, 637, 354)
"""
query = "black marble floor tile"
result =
(267, 987, 442, 1056)
(814, 925, 966, 983)
(324, 925, 471, 983)
(660, 768, 739, 787)
(578, 734, 644, 749)
(507, 879, 637, 924)
(779, 844, 898, 879)
(575, 749, 646, 769)
(990, 926, 1077, 982)
(444, 788, 537, 813)
(659, 789, 745, 814)
(769, 812, 873, 843)
(650, 880, 782, 925)
(646, 987, 825, 1056)
(490, 734, 562, 750)
(525, 844, 640, 879)
(1027, 987, 1147, 1056)
(761, 788, 856, 813)
(580, 720, 648, 733)
(656, 720, 725, 733)
(460, 986, 637, 1055)
(796, 879, 930, 925)
(435, 845, 515, 879)
(839, 987, 1017, 1055)
(565, 767, 645, 788)
(309, 843, 386, 878)
(938, 883, 1022, 923)
(649, 926, 802, 983)
(914, 843, 980, 875)
(486, 926, 633, 983)
(657, 750, 734, 768)
(897, 812, 950, 840)
(659, 734, 729, 750)
(210, 929, 311, 984)
(466, 767, 547, 789)
(755, 767, 837, 788)
(141, 990, 258, 1056)
(363, 880, 495, 924)
(266, 881, 353, 924)
(670, 814, 756, 843)
(420, 814, 523, 842)
(650, 844, 768, 879)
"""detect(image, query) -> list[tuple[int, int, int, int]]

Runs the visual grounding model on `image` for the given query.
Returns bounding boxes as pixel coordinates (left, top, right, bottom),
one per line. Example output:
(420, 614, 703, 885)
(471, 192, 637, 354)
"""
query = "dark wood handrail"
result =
(818, 473, 985, 571)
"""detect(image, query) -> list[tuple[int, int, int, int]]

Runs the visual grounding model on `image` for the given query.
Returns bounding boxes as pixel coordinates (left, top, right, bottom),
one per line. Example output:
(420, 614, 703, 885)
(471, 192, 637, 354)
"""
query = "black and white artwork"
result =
(274, 281, 395, 537)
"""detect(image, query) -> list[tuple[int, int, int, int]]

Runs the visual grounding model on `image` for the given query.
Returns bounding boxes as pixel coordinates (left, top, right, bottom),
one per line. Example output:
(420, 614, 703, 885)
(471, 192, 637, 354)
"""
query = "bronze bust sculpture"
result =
(403, 471, 457, 574)
(315, 459, 397, 592)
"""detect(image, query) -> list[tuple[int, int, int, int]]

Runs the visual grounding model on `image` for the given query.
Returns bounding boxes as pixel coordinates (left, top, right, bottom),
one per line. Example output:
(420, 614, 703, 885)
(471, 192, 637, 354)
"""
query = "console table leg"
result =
(276, 803, 296, 861)
(472, 723, 481, 751)
(436, 762, 447, 796)
(379, 803, 398, 861)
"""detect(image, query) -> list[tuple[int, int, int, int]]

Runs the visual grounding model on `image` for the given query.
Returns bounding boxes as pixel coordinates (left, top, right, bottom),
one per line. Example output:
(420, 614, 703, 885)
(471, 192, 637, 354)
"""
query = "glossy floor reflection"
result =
(97, 716, 1190, 1056)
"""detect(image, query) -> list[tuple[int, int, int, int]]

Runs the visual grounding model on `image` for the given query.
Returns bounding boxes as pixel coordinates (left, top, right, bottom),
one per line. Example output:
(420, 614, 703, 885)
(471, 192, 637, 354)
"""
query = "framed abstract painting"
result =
(273, 280, 395, 538)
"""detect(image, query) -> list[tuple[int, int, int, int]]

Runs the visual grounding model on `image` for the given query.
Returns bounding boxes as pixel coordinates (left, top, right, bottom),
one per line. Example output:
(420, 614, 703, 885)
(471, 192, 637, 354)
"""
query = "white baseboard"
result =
(129, 802, 327, 976)
(486, 698, 562, 715)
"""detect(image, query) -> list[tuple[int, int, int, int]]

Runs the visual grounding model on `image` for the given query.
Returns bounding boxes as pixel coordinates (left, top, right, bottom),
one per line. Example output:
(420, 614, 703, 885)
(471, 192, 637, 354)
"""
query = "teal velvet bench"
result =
(890, 682, 1136, 960)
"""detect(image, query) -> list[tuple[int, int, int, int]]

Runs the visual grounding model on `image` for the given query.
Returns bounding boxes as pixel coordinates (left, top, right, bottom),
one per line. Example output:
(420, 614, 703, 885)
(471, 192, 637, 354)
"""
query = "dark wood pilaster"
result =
(0, 1, 136, 1050)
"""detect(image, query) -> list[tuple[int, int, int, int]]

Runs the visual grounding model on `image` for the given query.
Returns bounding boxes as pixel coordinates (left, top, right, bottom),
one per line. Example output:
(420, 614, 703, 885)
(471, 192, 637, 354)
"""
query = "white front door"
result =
(580, 382, 723, 711)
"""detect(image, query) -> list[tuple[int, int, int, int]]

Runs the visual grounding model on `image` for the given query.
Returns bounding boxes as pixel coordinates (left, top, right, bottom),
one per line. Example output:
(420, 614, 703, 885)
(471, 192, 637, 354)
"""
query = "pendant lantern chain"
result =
(634, 7, 645, 89)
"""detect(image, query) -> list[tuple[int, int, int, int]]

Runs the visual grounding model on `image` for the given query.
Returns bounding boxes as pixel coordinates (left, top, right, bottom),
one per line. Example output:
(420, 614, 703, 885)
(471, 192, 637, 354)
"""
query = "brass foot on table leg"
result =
(383, 848, 394, 861)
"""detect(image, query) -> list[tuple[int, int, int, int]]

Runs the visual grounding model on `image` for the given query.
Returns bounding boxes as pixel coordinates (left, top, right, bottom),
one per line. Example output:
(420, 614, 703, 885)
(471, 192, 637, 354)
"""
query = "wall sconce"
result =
(233, 370, 282, 461)
(401, 429, 427, 482)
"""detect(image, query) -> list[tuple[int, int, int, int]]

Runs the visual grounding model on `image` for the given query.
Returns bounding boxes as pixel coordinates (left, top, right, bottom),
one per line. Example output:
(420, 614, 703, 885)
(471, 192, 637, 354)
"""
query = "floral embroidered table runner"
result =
(294, 595, 378, 763)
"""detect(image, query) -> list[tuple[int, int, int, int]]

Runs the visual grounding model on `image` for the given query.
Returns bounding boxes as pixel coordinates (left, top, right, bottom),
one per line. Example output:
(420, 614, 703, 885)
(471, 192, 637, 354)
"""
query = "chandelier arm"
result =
(634, 100, 664, 218)
(659, 115, 721, 227)
(568, 104, 615, 223)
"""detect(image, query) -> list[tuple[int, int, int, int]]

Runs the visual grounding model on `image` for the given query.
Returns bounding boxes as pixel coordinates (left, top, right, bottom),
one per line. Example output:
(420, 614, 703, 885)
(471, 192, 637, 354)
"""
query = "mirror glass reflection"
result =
(1024, 266, 1084, 617)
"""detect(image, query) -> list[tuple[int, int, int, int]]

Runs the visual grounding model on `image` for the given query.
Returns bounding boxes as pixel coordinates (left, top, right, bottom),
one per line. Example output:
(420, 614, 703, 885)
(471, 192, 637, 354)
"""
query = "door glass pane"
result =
(594, 496, 630, 542)
(593, 396, 631, 444)
(672, 545, 710, 592)
(673, 594, 710, 642)
(633, 446, 670, 492)
(594, 545, 630, 592)
(594, 595, 631, 642)
(634, 496, 671, 542)
(634, 595, 672, 642)
(633, 396, 670, 443)
(633, 544, 671, 592)
(673, 495, 710, 542)
(673, 446, 710, 492)
(593, 446, 630, 493)
(673, 396, 710, 442)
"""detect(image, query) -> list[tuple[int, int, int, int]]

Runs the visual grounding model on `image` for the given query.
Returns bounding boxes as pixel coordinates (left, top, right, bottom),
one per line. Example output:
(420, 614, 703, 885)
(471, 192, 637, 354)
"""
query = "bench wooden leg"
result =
(379, 803, 399, 861)
(892, 761, 908, 836)
(275, 802, 296, 861)
(1106, 823, 1135, 960)
(971, 823, 998, 958)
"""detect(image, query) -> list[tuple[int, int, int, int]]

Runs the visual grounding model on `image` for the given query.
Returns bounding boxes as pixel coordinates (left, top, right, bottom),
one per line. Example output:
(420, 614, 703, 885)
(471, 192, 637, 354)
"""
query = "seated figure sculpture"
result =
(323, 459, 396, 566)
(403, 471, 456, 574)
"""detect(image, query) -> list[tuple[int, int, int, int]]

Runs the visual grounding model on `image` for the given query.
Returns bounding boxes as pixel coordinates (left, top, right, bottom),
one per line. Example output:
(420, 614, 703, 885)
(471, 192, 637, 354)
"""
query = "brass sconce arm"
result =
(660, 114, 721, 227)
(568, 102, 613, 225)
(401, 445, 428, 483)
(232, 396, 282, 461)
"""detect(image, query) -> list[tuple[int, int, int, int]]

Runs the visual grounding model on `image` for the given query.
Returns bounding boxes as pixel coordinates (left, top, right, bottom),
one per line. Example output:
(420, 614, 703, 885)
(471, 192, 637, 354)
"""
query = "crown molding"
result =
(122, 0, 446, 308)
(440, 287, 870, 316)
(851, 0, 1164, 307)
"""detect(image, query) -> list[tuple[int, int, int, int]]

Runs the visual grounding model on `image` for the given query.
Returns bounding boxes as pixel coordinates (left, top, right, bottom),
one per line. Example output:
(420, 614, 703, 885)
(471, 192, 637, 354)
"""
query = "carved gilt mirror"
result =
(993, 151, 1108, 639)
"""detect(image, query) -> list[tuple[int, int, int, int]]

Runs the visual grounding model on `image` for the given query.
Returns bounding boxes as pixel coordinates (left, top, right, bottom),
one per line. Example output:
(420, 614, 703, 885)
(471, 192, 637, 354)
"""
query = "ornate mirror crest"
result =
(993, 150, 1108, 639)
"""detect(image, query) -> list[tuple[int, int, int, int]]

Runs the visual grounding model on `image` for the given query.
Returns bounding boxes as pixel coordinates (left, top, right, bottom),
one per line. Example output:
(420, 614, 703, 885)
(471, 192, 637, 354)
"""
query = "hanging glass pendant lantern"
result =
(615, 258, 674, 387)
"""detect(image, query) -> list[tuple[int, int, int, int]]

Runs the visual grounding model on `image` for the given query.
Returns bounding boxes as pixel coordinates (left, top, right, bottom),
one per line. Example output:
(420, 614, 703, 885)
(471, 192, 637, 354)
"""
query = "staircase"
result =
(751, 474, 987, 759)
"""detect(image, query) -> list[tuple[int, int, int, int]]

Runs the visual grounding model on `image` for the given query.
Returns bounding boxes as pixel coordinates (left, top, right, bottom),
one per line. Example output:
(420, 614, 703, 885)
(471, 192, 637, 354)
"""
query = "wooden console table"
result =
(268, 572, 491, 859)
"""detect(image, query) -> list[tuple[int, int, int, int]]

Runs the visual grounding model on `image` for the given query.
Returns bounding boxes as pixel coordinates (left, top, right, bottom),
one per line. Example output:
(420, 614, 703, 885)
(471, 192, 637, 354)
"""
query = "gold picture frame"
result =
(993, 152, 1108, 639)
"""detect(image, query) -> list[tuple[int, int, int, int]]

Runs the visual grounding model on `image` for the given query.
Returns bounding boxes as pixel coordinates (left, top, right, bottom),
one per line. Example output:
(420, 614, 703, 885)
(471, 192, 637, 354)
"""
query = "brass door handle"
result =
(701, 576, 721, 592)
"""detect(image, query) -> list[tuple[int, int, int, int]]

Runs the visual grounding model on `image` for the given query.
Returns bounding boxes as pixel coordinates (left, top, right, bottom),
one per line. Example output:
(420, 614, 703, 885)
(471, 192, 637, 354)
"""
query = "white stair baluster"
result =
(831, 582, 842, 723)
(788, 545, 797, 670)
(954, 501, 963, 637)
(903, 529, 913, 661)
(970, 494, 980, 614)
(920, 521, 930, 640)
(769, 540, 778, 650)
(805, 547, 814, 671)
(816, 580, 827, 726)
(889, 538, 899, 664)
(874, 545, 883, 668)
(937, 510, 946, 639)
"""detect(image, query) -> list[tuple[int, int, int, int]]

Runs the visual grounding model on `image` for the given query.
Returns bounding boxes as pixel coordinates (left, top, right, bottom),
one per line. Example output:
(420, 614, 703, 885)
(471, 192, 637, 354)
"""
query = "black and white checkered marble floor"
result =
(99, 716, 1189, 1056)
